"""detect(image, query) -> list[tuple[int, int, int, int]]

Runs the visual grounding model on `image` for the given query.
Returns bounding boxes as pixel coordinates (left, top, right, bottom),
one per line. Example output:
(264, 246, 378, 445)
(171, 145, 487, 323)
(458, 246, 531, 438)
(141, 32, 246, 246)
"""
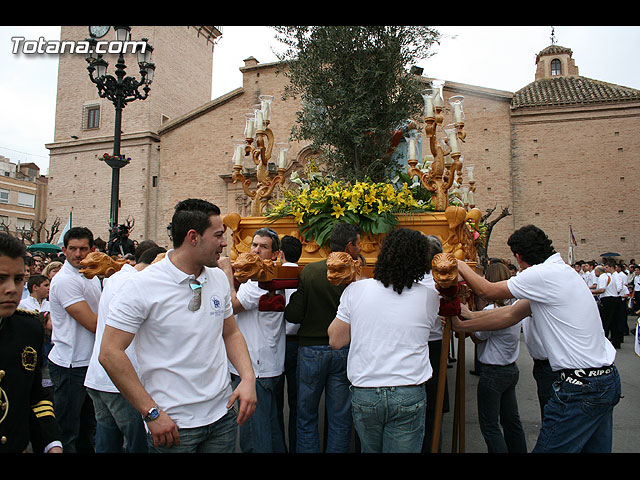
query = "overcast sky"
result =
(1, 25, 639, 175)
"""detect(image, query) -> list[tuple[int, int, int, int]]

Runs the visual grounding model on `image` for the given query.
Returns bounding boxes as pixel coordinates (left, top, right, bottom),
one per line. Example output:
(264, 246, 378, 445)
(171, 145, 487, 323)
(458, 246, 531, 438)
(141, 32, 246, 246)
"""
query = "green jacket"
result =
(284, 259, 347, 347)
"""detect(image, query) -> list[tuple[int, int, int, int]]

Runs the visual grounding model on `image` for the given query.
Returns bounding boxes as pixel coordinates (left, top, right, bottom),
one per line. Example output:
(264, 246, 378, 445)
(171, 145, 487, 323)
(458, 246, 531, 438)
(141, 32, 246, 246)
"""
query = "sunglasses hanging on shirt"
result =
(188, 279, 202, 311)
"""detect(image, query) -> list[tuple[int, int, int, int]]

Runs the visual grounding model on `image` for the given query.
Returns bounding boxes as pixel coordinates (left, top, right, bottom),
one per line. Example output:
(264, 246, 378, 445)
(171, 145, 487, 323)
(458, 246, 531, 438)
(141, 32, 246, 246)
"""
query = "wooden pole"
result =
(430, 316, 451, 453)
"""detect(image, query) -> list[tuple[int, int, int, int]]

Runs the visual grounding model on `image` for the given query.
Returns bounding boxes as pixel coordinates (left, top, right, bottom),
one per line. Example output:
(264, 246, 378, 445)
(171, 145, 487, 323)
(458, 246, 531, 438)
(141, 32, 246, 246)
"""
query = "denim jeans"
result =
(351, 384, 426, 453)
(532, 359, 560, 422)
(231, 373, 287, 453)
(148, 408, 238, 453)
(533, 365, 621, 453)
(86, 388, 148, 453)
(48, 363, 95, 453)
(275, 338, 299, 452)
(476, 362, 528, 453)
(296, 345, 352, 453)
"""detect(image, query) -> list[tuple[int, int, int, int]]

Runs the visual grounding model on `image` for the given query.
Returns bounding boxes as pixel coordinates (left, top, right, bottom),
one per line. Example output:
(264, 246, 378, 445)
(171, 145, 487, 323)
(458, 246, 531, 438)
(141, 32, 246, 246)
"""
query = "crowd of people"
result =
(0, 197, 631, 454)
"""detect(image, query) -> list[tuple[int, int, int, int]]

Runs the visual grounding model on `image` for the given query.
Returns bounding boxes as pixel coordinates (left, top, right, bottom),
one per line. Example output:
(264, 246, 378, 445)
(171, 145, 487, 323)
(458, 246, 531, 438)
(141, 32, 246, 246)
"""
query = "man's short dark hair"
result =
(424, 235, 443, 274)
(374, 228, 433, 294)
(27, 274, 48, 293)
(134, 239, 159, 263)
(280, 235, 302, 263)
(138, 246, 167, 265)
(507, 225, 555, 266)
(254, 227, 281, 253)
(64, 226, 95, 249)
(330, 222, 360, 253)
(170, 199, 221, 248)
(0, 233, 26, 259)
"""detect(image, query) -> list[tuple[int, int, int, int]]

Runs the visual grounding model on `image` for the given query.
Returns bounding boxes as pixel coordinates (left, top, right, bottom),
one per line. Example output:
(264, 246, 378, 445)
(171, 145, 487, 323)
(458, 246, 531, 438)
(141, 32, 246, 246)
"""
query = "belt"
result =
(558, 365, 614, 385)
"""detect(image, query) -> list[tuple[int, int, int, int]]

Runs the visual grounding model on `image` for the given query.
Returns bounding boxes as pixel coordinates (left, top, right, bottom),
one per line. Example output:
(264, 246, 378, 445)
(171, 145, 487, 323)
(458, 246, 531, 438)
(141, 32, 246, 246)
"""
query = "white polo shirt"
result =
(85, 263, 139, 393)
(48, 260, 102, 368)
(282, 262, 300, 336)
(106, 251, 234, 429)
(418, 272, 443, 342)
(475, 303, 521, 366)
(506, 253, 616, 371)
(231, 280, 285, 378)
(598, 272, 617, 298)
(19, 295, 50, 313)
(336, 278, 439, 388)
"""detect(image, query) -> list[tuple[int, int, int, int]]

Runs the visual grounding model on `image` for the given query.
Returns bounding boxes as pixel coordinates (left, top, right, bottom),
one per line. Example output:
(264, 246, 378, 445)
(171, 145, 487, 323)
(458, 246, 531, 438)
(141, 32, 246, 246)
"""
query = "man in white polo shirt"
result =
(219, 227, 287, 453)
(99, 199, 257, 453)
(48, 226, 102, 453)
(452, 224, 621, 453)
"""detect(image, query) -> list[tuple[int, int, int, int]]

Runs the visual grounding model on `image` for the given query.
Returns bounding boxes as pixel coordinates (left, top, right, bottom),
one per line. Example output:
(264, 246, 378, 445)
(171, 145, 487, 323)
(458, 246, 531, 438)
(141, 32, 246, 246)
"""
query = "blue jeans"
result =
(148, 408, 238, 453)
(231, 373, 286, 453)
(532, 359, 560, 422)
(533, 365, 621, 453)
(296, 345, 352, 453)
(48, 363, 95, 453)
(351, 384, 426, 453)
(86, 388, 148, 453)
(476, 362, 528, 453)
(276, 338, 299, 452)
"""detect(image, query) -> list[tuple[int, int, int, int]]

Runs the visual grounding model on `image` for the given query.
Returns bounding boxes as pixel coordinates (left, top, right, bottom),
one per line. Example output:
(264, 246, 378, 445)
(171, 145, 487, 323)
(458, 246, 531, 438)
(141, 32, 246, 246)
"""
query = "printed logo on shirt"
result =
(209, 295, 223, 317)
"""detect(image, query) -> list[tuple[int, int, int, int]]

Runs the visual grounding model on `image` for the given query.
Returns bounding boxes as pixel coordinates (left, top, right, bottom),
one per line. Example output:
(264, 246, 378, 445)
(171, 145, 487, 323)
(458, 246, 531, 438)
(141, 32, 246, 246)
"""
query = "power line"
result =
(0, 145, 49, 159)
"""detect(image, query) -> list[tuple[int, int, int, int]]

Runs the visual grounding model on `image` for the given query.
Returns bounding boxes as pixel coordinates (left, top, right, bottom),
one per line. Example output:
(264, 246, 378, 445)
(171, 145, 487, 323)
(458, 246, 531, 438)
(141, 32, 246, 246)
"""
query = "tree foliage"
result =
(273, 26, 441, 182)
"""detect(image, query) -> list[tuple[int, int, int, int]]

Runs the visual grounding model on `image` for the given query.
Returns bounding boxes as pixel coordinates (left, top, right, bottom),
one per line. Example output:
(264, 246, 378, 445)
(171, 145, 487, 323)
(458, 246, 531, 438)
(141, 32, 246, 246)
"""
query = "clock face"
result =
(89, 26, 110, 38)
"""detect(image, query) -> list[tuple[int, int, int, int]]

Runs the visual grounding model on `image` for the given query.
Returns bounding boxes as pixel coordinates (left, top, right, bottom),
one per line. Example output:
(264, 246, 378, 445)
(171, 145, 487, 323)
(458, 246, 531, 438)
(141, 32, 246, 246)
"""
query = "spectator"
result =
(0, 233, 61, 453)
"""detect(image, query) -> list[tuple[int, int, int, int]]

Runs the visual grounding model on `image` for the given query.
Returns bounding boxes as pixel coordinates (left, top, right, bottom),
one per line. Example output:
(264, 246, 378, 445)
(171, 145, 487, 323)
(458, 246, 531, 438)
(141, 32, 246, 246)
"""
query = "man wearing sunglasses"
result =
(99, 199, 257, 453)
(219, 227, 287, 453)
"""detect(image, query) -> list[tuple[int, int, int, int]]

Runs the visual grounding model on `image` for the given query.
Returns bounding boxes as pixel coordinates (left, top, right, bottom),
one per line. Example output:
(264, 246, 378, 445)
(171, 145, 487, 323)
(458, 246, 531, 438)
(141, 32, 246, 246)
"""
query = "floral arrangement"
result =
(100, 153, 131, 164)
(466, 218, 488, 245)
(267, 162, 434, 248)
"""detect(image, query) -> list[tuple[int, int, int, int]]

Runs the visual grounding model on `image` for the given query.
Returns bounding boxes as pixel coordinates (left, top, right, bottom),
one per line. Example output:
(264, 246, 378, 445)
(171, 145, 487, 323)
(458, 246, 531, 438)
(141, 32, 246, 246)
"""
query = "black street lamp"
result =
(85, 26, 155, 234)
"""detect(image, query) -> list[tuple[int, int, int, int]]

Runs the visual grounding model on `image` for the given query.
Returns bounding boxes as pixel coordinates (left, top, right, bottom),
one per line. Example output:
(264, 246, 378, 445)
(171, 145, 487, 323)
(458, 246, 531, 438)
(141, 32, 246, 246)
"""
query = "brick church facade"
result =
(46, 27, 640, 263)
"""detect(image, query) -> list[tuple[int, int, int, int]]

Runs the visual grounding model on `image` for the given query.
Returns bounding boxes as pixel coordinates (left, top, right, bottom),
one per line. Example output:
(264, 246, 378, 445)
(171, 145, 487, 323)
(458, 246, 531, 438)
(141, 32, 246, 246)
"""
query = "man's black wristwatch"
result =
(143, 405, 160, 423)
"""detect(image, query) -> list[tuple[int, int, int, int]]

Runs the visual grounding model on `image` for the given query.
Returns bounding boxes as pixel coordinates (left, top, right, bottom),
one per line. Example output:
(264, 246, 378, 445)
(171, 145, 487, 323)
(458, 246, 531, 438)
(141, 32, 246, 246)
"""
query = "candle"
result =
(425, 96, 434, 118)
(446, 129, 459, 153)
(278, 150, 286, 169)
(255, 110, 264, 131)
(244, 116, 255, 138)
(232, 144, 244, 166)
(453, 103, 462, 123)
(468, 190, 475, 205)
(408, 138, 417, 160)
(433, 90, 443, 109)
(262, 102, 271, 123)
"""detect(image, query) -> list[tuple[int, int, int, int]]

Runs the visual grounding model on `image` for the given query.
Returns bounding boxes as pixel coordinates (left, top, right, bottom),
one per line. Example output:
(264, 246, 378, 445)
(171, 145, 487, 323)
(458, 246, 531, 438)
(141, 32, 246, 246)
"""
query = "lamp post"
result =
(85, 26, 155, 230)
(231, 95, 289, 216)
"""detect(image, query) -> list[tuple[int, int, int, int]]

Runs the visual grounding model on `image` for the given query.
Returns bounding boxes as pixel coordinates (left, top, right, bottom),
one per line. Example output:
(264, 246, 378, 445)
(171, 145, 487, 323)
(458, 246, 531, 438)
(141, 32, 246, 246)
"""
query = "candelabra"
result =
(405, 86, 474, 211)
(232, 95, 289, 216)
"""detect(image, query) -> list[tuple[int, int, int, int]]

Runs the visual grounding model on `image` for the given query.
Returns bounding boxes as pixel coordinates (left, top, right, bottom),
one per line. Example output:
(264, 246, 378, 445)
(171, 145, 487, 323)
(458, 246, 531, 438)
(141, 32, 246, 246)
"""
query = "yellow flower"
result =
(331, 203, 346, 218)
(293, 209, 305, 224)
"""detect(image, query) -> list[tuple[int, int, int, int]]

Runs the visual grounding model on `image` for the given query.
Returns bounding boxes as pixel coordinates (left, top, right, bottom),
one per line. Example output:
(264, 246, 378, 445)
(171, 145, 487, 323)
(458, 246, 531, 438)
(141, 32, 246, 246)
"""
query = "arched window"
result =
(551, 58, 562, 76)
